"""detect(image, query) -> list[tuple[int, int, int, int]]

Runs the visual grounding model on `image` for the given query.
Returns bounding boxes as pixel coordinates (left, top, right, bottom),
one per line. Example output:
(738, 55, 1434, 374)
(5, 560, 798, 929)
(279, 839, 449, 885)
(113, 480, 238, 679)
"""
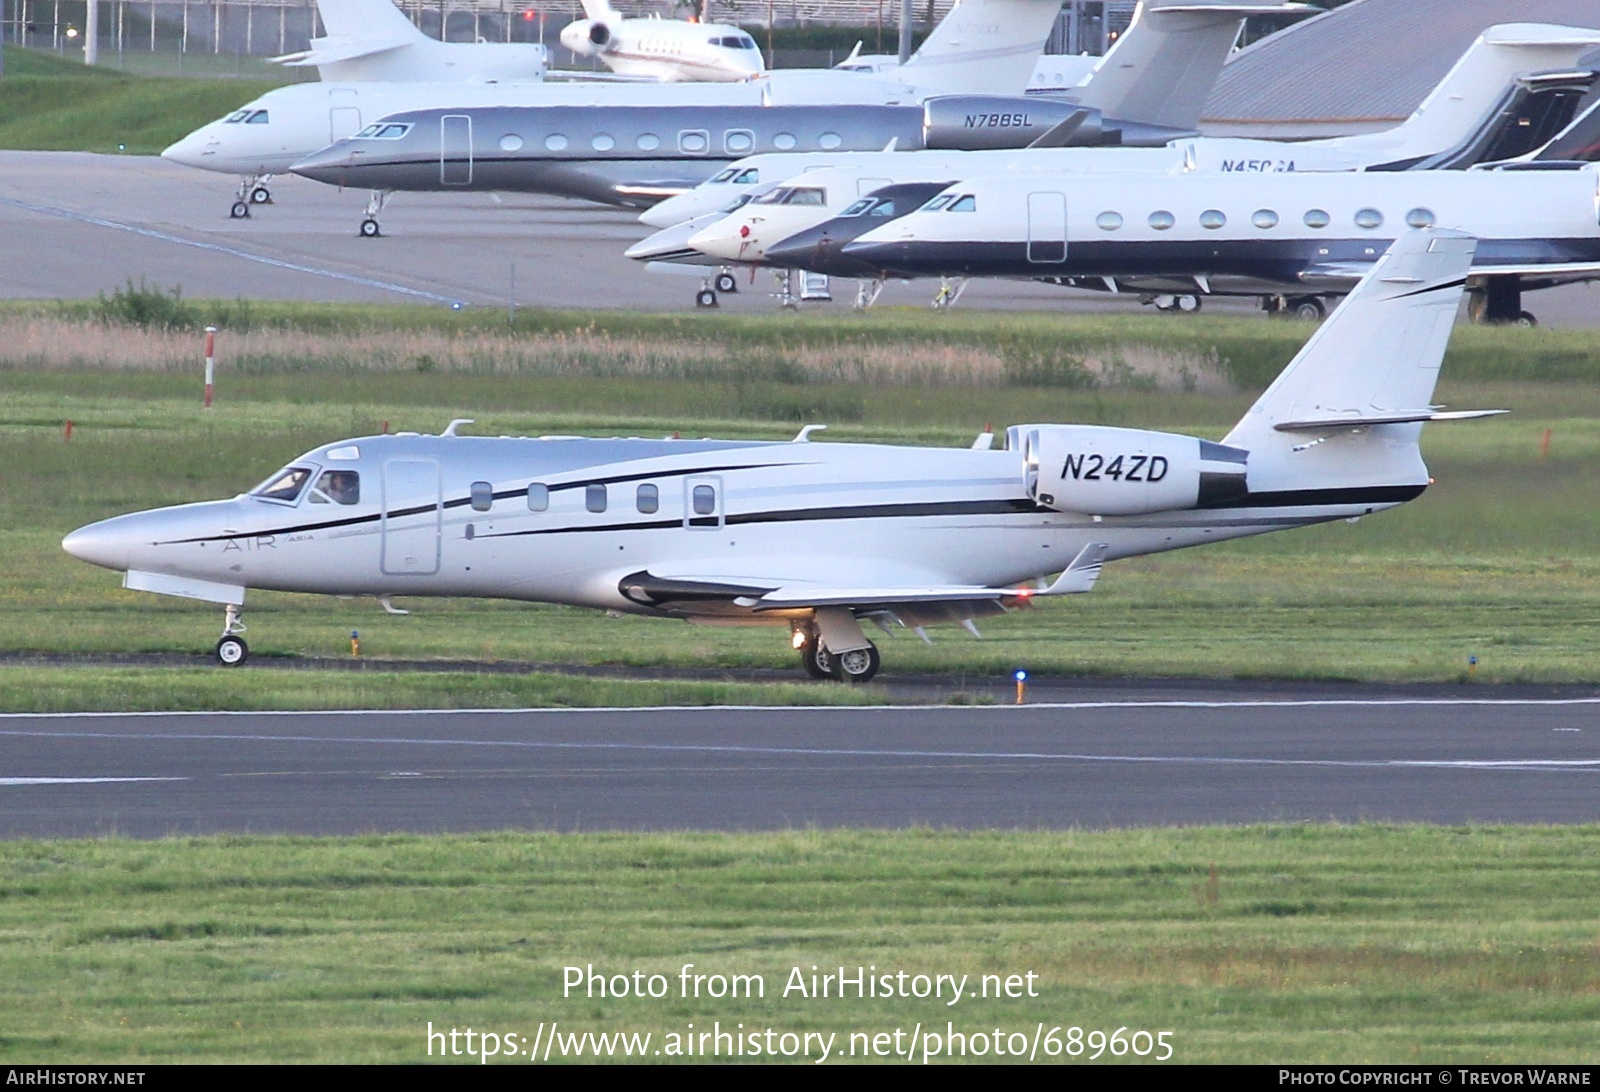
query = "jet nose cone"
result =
(289, 146, 350, 184)
(62, 520, 133, 573)
(687, 221, 749, 261)
(161, 135, 208, 167)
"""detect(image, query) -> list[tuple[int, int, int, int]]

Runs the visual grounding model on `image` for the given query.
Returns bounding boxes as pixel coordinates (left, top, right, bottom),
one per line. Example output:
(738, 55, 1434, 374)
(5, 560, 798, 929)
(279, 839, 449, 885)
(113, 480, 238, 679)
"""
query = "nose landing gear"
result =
(214, 604, 248, 666)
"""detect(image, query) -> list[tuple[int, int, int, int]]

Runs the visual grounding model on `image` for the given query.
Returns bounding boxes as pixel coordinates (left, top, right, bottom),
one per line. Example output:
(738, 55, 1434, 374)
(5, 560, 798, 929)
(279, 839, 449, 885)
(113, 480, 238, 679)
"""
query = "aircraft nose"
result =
(687, 222, 748, 261)
(289, 146, 351, 184)
(161, 134, 210, 167)
(62, 518, 134, 572)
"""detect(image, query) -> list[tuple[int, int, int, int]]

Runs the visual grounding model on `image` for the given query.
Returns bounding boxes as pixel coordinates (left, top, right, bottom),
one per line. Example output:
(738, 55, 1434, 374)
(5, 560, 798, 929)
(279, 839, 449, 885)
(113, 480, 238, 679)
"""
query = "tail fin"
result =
(1222, 230, 1478, 492)
(898, 0, 1065, 97)
(1074, 1, 1315, 131)
(578, 0, 620, 20)
(1377, 24, 1600, 167)
(313, 0, 424, 41)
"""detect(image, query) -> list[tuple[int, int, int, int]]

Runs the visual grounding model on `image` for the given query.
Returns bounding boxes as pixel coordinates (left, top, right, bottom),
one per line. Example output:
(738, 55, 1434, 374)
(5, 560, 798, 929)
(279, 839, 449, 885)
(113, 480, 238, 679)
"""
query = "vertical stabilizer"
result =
(1222, 230, 1477, 492)
(579, 0, 620, 20)
(1074, 1, 1314, 130)
(313, 0, 424, 41)
(898, 0, 1067, 97)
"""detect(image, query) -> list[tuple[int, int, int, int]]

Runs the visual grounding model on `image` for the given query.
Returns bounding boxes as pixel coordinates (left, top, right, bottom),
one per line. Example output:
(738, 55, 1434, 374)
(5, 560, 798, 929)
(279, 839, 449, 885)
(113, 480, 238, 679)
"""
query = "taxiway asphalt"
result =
(5, 150, 1599, 322)
(3, 687, 1597, 836)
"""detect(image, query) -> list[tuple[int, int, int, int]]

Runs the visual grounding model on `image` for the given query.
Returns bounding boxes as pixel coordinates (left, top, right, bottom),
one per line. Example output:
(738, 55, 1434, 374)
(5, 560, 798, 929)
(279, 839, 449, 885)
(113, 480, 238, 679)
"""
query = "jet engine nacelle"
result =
(923, 96, 1104, 150)
(1013, 425, 1249, 516)
(560, 19, 616, 55)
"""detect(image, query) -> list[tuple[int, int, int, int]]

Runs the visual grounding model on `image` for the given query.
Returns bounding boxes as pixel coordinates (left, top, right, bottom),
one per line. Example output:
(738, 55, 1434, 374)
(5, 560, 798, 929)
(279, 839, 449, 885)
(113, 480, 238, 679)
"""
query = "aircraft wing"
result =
(272, 39, 406, 67)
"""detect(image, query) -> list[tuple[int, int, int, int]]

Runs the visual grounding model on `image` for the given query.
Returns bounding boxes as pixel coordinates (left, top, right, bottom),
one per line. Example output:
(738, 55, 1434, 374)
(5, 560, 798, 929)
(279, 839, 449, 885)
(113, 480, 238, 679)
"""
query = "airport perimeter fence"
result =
(0, 0, 1139, 76)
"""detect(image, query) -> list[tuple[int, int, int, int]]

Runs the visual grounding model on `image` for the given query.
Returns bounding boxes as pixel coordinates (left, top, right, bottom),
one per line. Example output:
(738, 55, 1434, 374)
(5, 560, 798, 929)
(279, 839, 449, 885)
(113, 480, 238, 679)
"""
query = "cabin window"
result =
(692, 485, 717, 515)
(679, 130, 710, 154)
(636, 483, 659, 514)
(585, 483, 608, 513)
(819, 132, 844, 150)
(527, 483, 549, 512)
(948, 195, 977, 212)
(1095, 211, 1122, 231)
(1303, 208, 1331, 228)
(1251, 209, 1279, 229)
(1199, 209, 1226, 229)
(724, 130, 754, 154)
(470, 481, 493, 512)
(773, 132, 798, 150)
(499, 134, 523, 152)
(1353, 207, 1383, 229)
(1148, 210, 1175, 230)
(309, 469, 360, 506)
(251, 466, 312, 503)
(637, 133, 661, 151)
(544, 134, 569, 151)
(1405, 207, 1436, 228)
(245, 110, 269, 124)
(591, 133, 616, 151)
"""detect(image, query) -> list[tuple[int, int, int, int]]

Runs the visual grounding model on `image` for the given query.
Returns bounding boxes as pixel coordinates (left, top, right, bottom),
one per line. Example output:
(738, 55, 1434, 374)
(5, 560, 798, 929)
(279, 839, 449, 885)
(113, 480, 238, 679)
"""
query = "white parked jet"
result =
(62, 231, 1497, 681)
(559, 1, 764, 83)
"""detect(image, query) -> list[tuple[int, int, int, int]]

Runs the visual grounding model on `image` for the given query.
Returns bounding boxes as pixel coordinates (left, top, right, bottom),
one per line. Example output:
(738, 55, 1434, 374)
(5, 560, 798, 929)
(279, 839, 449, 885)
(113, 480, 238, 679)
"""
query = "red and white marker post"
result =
(203, 325, 217, 409)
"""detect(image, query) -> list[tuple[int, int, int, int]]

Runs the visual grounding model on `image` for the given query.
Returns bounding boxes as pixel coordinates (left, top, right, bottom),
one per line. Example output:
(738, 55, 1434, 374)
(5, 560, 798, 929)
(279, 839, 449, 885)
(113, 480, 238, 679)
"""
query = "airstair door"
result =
(381, 459, 441, 575)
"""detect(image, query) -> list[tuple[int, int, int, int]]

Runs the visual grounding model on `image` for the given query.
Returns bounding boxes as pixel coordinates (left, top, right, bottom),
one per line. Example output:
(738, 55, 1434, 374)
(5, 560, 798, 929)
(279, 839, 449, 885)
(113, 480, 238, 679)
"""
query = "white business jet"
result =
(559, 1, 764, 83)
(272, 0, 548, 84)
(62, 230, 1496, 681)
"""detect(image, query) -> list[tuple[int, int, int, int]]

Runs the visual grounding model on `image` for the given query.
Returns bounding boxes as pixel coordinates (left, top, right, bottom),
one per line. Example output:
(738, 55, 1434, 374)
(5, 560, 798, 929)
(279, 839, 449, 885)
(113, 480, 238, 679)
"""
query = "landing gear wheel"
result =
(1289, 296, 1326, 321)
(215, 635, 249, 667)
(1517, 310, 1538, 328)
(695, 288, 719, 308)
(714, 272, 738, 294)
(250, 185, 271, 205)
(800, 638, 834, 679)
(831, 642, 880, 684)
(230, 201, 250, 220)
(1175, 294, 1201, 313)
(359, 218, 381, 238)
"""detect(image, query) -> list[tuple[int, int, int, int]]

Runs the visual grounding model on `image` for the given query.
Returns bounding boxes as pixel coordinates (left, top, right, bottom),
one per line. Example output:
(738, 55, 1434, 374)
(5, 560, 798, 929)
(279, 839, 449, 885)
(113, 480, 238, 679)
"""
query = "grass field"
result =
(1, 300, 1597, 706)
(1, 826, 1596, 1063)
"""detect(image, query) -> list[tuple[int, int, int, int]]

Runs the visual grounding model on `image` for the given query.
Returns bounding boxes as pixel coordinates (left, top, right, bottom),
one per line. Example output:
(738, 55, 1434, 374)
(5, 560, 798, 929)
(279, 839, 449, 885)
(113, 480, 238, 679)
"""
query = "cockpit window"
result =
(870, 199, 899, 216)
(732, 167, 759, 184)
(251, 466, 313, 503)
(244, 110, 269, 124)
(719, 193, 756, 213)
(223, 109, 252, 124)
(355, 123, 410, 140)
(841, 198, 875, 217)
(920, 195, 955, 212)
(710, 167, 739, 183)
(783, 187, 825, 206)
(736, 35, 758, 49)
(752, 187, 790, 205)
(308, 469, 361, 506)
(948, 195, 976, 212)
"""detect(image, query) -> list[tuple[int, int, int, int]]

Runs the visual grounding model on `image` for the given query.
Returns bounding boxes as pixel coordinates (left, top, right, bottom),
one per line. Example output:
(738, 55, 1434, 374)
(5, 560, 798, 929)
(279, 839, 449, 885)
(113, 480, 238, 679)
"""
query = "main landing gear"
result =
(1467, 275, 1537, 326)
(214, 604, 248, 666)
(1260, 294, 1326, 321)
(1145, 293, 1202, 313)
(793, 620, 881, 683)
(229, 175, 274, 219)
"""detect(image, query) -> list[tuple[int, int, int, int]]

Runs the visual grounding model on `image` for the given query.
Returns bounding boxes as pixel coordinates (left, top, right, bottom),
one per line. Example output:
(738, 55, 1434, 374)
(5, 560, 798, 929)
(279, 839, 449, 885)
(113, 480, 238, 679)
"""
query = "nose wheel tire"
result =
(830, 642, 880, 683)
(695, 288, 719, 308)
(229, 201, 250, 220)
(714, 272, 738, 294)
(359, 218, 382, 238)
(215, 635, 249, 667)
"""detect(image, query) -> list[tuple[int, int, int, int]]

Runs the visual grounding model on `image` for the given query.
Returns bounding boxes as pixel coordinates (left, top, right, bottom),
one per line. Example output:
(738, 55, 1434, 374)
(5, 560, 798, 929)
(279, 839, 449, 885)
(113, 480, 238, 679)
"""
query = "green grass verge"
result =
(0, 47, 286, 154)
(0, 827, 1595, 1063)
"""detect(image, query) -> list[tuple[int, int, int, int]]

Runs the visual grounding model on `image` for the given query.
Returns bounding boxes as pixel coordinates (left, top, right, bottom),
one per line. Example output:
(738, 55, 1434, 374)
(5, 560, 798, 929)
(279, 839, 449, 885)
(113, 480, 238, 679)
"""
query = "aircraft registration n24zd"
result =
(63, 231, 1499, 681)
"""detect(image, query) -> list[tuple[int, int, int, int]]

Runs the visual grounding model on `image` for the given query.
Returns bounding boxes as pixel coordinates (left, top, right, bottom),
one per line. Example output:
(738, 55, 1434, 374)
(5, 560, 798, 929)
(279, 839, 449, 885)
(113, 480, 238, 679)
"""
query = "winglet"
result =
(1040, 542, 1110, 595)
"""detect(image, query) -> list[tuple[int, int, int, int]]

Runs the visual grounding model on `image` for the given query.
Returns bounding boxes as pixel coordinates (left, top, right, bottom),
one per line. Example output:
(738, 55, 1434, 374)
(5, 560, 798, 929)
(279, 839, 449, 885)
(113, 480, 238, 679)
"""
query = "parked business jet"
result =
(559, 1, 764, 83)
(839, 160, 1600, 323)
(62, 231, 1496, 681)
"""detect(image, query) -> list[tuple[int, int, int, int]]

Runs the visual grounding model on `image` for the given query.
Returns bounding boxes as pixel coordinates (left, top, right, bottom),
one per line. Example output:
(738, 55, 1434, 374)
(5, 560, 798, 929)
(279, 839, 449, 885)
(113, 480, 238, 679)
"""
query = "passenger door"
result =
(381, 459, 441, 575)
(440, 115, 473, 186)
(1027, 191, 1067, 264)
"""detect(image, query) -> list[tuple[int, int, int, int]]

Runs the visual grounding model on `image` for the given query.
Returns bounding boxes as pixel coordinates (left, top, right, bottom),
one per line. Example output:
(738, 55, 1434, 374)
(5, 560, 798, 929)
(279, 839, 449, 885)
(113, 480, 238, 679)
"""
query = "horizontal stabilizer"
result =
(271, 39, 406, 67)
(1274, 410, 1508, 432)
